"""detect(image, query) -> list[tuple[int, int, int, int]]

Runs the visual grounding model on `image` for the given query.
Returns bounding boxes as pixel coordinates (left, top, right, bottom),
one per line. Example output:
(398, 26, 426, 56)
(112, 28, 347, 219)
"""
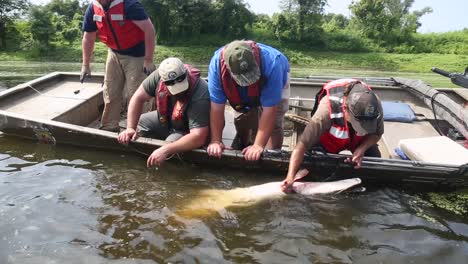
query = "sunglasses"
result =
(164, 72, 187, 86)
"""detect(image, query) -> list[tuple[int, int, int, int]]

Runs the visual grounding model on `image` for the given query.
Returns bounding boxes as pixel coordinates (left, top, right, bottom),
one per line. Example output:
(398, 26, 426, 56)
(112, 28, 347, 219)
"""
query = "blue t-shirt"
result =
(82, 0, 148, 57)
(208, 43, 290, 107)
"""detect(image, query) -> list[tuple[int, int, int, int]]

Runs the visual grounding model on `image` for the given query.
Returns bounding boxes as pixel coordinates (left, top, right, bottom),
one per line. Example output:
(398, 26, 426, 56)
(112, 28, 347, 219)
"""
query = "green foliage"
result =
(0, 0, 467, 56)
(277, 0, 326, 43)
(272, 13, 298, 42)
(4, 20, 32, 51)
(322, 13, 349, 33)
(29, 6, 56, 49)
(46, 0, 84, 24)
(349, 0, 432, 50)
(428, 189, 468, 216)
(0, 0, 29, 49)
(141, 0, 254, 44)
(61, 13, 83, 45)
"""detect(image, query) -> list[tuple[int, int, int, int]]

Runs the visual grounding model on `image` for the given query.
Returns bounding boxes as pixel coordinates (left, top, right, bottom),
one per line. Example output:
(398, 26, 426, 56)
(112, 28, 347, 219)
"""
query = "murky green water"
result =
(1, 62, 467, 263)
(1, 136, 467, 263)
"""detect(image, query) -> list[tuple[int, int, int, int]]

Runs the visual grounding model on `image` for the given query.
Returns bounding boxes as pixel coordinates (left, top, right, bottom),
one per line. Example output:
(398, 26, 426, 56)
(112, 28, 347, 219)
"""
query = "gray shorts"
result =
(138, 111, 186, 142)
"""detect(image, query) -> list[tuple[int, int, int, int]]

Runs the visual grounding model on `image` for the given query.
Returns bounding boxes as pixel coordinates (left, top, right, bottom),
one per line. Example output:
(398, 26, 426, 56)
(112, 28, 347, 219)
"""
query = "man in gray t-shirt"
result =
(118, 57, 210, 167)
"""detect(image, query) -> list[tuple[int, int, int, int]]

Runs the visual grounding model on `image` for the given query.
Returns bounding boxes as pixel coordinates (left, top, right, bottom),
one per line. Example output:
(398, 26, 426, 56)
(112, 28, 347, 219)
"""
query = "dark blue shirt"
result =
(82, 0, 148, 57)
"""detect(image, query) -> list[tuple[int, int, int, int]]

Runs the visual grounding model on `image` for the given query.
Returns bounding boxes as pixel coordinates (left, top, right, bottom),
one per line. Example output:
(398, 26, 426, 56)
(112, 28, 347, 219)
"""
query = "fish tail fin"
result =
(336, 178, 363, 194)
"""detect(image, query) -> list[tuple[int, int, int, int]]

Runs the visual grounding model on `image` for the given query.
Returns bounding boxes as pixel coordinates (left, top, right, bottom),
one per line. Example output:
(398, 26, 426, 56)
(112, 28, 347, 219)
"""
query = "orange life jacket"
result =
(156, 65, 201, 125)
(92, 0, 145, 51)
(316, 79, 372, 154)
(220, 40, 262, 112)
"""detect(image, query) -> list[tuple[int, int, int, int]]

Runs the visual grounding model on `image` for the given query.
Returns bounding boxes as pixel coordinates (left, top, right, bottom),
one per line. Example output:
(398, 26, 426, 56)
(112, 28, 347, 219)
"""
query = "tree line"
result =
(0, 0, 467, 55)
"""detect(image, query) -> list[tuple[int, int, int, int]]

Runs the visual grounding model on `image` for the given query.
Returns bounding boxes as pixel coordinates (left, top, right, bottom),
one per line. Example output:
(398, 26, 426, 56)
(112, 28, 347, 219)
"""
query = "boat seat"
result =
(380, 121, 440, 159)
(453, 88, 468, 102)
(399, 136, 468, 165)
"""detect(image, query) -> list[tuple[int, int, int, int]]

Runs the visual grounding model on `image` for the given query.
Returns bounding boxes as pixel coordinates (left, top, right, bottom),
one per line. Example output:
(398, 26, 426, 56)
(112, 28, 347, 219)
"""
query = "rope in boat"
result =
(430, 92, 445, 136)
(27, 84, 87, 101)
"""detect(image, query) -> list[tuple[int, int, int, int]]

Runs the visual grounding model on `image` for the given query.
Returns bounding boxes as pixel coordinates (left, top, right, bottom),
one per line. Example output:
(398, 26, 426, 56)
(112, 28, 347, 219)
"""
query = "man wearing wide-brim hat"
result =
(118, 57, 210, 167)
(281, 79, 384, 192)
(207, 40, 290, 161)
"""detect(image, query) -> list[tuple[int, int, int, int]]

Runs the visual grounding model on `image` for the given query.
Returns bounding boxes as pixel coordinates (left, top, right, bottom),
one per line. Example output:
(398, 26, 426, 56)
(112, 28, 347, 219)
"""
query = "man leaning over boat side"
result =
(81, 0, 156, 132)
(207, 40, 290, 161)
(118, 57, 210, 168)
(281, 79, 384, 192)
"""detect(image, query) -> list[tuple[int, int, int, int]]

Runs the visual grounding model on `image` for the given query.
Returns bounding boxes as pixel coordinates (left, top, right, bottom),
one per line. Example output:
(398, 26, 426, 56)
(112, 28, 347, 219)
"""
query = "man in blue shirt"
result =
(207, 40, 290, 161)
(81, 0, 156, 132)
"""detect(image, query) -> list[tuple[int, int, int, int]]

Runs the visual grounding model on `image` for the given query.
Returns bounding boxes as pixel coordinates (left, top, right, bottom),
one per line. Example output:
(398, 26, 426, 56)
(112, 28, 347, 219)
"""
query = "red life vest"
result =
(92, 0, 145, 51)
(220, 41, 262, 112)
(156, 65, 201, 125)
(317, 79, 372, 154)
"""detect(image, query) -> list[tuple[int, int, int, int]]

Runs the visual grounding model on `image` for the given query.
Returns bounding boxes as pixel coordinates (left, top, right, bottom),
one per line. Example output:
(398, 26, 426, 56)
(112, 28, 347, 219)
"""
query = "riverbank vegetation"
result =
(0, 0, 467, 73)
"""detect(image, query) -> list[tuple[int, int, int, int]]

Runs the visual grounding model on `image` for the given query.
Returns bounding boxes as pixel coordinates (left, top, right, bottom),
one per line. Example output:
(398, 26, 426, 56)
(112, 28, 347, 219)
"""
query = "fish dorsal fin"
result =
(293, 169, 309, 182)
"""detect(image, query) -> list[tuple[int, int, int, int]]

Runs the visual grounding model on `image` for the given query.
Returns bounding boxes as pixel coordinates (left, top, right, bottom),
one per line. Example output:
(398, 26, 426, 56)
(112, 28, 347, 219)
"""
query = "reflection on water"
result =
(0, 136, 467, 263)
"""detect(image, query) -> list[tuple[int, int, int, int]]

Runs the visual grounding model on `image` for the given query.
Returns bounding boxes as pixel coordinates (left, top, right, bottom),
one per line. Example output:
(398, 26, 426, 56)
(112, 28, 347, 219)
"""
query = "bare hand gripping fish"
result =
(178, 169, 362, 218)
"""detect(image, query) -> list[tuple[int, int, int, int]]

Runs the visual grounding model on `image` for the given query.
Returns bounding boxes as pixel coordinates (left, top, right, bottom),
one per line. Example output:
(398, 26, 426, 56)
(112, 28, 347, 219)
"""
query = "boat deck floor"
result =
(0, 81, 102, 120)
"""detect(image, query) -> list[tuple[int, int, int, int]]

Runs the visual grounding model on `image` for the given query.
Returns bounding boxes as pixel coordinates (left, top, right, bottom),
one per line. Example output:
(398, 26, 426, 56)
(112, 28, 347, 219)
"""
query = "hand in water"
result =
(147, 146, 169, 168)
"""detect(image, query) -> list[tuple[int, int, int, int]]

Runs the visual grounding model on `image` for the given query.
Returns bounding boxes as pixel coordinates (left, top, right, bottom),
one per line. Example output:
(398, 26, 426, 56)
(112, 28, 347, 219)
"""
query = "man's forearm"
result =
(210, 103, 225, 142)
(286, 142, 306, 181)
(164, 128, 209, 155)
(82, 32, 96, 65)
(126, 98, 145, 130)
(142, 19, 155, 62)
(360, 134, 381, 151)
(126, 87, 152, 129)
(253, 106, 276, 147)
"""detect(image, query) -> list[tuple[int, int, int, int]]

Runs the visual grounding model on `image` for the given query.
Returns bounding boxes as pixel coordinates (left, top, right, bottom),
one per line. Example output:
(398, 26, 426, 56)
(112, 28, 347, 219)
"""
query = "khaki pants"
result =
(100, 50, 149, 130)
(231, 75, 290, 150)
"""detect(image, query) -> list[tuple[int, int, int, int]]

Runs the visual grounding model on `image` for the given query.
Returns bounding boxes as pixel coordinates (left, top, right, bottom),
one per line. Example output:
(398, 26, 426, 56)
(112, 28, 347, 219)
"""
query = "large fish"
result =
(178, 169, 362, 218)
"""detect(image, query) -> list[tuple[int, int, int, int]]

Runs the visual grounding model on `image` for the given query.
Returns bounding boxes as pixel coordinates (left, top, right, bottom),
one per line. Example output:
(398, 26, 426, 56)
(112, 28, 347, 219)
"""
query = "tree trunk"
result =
(0, 21, 6, 50)
(298, 7, 305, 41)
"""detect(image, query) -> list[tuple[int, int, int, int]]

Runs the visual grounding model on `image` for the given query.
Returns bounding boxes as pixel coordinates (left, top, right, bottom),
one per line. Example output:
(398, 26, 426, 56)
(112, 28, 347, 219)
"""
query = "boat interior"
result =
(1, 72, 467, 165)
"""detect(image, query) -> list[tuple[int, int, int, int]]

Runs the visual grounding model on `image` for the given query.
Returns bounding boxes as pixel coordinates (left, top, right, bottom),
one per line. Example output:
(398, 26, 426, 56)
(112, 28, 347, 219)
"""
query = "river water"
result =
(0, 62, 467, 263)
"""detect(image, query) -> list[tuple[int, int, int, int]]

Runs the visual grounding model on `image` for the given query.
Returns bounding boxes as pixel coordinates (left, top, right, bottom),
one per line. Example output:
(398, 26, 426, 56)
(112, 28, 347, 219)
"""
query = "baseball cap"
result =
(158, 57, 188, 95)
(346, 83, 381, 135)
(224, 40, 261, 86)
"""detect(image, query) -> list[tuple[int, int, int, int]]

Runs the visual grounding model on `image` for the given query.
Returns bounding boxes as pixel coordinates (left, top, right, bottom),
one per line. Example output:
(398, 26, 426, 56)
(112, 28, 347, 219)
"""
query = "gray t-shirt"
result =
(142, 71, 210, 130)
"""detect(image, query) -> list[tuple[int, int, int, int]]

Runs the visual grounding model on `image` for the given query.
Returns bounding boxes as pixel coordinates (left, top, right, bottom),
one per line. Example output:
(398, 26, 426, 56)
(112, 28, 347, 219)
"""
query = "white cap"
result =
(158, 57, 189, 95)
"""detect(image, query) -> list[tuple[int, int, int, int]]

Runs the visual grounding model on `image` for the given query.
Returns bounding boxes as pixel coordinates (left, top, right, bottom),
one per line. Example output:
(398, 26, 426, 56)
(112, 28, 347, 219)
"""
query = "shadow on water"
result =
(0, 135, 467, 263)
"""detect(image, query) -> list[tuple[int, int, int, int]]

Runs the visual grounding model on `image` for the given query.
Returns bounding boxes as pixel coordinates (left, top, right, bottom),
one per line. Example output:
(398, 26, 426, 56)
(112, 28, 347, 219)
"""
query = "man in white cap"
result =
(281, 79, 384, 192)
(118, 57, 210, 167)
(207, 40, 290, 161)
